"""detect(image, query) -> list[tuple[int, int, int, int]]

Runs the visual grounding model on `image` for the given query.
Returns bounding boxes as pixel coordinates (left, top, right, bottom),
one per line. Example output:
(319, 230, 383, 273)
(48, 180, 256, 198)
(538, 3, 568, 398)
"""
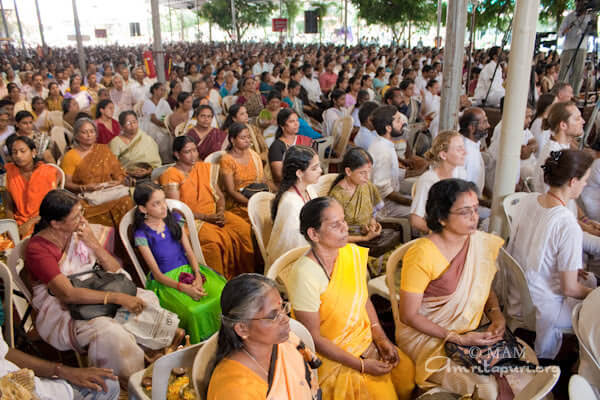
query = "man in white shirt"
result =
(26, 73, 48, 101)
(474, 46, 505, 107)
(422, 79, 441, 117)
(558, 0, 595, 95)
(299, 64, 324, 105)
(109, 75, 135, 117)
(553, 81, 575, 103)
(459, 107, 490, 199)
(415, 65, 435, 98)
(0, 329, 119, 400)
(252, 53, 273, 76)
(129, 67, 153, 105)
(368, 105, 412, 218)
(354, 101, 379, 150)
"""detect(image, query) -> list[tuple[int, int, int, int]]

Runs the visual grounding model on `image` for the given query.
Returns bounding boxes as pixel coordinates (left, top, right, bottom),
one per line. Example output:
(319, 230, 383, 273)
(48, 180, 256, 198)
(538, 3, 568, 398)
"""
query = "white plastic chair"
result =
(514, 366, 561, 400)
(289, 318, 315, 353)
(266, 246, 310, 295)
(318, 116, 353, 173)
(222, 96, 238, 114)
(309, 173, 337, 197)
(151, 163, 175, 183)
(572, 302, 600, 375)
(119, 199, 206, 286)
(0, 262, 14, 347)
(128, 341, 205, 400)
(6, 238, 31, 333)
(368, 240, 415, 305)
(503, 192, 537, 232)
(203, 150, 225, 165)
(569, 374, 599, 400)
(46, 163, 65, 189)
(133, 101, 144, 118)
(247, 192, 275, 271)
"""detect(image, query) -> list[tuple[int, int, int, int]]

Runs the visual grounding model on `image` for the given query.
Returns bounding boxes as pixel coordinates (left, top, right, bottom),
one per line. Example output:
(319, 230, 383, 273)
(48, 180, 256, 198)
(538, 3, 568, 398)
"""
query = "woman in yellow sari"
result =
(160, 136, 255, 279)
(61, 118, 134, 227)
(205, 274, 320, 400)
(220, 122, 268, 222)
(397, 178, 537, 399)
(286, 197, 416, 400)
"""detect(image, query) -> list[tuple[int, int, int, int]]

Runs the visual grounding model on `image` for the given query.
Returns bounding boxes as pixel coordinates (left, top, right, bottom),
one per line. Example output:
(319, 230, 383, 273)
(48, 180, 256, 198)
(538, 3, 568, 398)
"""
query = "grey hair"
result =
(73, 118, 97, 143)
(215, 274, 277, 365)
(0, 108, 11, 117)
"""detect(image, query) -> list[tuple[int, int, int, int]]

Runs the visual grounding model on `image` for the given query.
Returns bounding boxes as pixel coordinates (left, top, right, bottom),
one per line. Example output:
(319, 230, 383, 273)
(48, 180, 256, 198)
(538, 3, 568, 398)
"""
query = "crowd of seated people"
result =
(0, 37, 599, 399)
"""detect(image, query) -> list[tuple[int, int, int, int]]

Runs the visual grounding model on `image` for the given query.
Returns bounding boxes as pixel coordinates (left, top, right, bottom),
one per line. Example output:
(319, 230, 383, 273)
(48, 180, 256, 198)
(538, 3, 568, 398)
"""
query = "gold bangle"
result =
(103, 292, 110, 305)
(359, 357, 365, 374)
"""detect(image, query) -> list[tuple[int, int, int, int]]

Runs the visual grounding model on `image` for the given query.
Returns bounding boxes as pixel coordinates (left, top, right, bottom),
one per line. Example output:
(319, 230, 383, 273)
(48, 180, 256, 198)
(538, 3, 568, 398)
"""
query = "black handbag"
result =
(66, 263, 138, 320)
(240, 182, 270, 199)
(444, 323, 537, 375)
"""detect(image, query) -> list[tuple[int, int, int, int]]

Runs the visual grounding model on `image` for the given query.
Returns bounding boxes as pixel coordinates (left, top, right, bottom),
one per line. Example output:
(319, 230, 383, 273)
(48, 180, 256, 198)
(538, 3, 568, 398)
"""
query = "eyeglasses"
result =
(249, 302, 291, 323)
(449, 206, 479, 217)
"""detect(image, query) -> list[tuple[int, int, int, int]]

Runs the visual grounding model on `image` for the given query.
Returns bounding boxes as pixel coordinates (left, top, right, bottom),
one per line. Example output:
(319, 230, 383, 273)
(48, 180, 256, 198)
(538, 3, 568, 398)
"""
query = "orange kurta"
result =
(6, 162, 58, 236)
(160, 162, 255, 279)
(61, 143, 134, 227)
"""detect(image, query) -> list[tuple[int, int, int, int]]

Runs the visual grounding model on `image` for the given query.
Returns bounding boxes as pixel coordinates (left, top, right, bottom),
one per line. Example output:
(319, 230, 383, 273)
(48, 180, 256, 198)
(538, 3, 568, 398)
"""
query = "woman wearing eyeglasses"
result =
(206, 274, 321, 400)
(287, 197, 415, 400)
(397, 178, 536, 399)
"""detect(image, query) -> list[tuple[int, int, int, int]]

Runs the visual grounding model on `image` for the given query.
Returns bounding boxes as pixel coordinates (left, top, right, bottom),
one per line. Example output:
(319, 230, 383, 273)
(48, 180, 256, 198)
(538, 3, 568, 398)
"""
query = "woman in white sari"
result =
(141, 82, 173, 163)
(25, 190, 182, 386)
(266, 146, 321, 265)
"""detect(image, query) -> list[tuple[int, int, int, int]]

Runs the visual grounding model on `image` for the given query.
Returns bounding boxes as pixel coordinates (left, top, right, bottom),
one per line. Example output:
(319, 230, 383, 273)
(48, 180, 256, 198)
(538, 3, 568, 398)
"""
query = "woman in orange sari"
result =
(220, 122, 269, 222)
(5, 135, 60, 238)
(61, 118, 134, 227)
(160, 136, 255, 279)
(287, 197, 415, 400)
(205, 274, 320, 399)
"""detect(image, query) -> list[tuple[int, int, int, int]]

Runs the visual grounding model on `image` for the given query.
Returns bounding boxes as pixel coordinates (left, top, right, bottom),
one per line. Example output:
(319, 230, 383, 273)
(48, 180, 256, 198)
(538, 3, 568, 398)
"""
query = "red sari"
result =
(187, 127, 227, 160)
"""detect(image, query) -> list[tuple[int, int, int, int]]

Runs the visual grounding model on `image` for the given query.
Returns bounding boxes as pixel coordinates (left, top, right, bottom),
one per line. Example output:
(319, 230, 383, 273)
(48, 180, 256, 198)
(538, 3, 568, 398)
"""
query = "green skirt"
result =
(146, 264, 226, 344)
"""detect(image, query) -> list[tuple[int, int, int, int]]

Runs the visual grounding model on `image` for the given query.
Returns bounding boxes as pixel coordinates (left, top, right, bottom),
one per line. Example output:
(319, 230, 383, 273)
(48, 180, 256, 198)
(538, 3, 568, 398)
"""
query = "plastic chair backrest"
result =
(514, 366, 560, 400)
(331, 116, 353, 157)
(174, 119, 196, 137)
(222, 96, 238, 114)
(384, 240, 417, 345)
(0, 262, 14, 347)
(7, 238, 31, 332)
(46, 163, 65, 189)
(151, 163, 175, 183)
(134, 101, 144, 118)
(572, 302, 600, 373)
(192, 332, 220, 400)
(289, 318, 315, 353)
(569, 375, 599, 400)
(203, 150, 225, 165)
(119, 199, 206, 286)
(247, 192, 275, 270)
(499, 247, 537, 331)
(503, 192, 537, 232)
(152, 342, 204, 400)
(266, 246, 310, 293)
(310, 173, 337, 197)
(49, 126, 69, 156)
(47, 111, 64, 128)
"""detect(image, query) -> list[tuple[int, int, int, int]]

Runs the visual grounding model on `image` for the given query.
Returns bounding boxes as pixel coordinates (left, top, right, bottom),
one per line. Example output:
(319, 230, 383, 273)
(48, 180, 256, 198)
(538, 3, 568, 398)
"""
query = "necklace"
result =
(242, 347, 268, 377)
(547, 191, 566, 207)
(311, 249, 331, 281)
(292, 185, 310, 203)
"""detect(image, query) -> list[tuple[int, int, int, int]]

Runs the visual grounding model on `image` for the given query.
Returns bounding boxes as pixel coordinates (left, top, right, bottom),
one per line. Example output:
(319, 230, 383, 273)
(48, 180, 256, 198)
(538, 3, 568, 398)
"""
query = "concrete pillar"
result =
(151, 0, 166, 83)
(439, 0, 468, 131)
(0, 0, 10, 39)
(12, 0, 25, 51)
(489, 0, 540, 236)
(72, 0, 86, 76)
(34, 0, 46, 52)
